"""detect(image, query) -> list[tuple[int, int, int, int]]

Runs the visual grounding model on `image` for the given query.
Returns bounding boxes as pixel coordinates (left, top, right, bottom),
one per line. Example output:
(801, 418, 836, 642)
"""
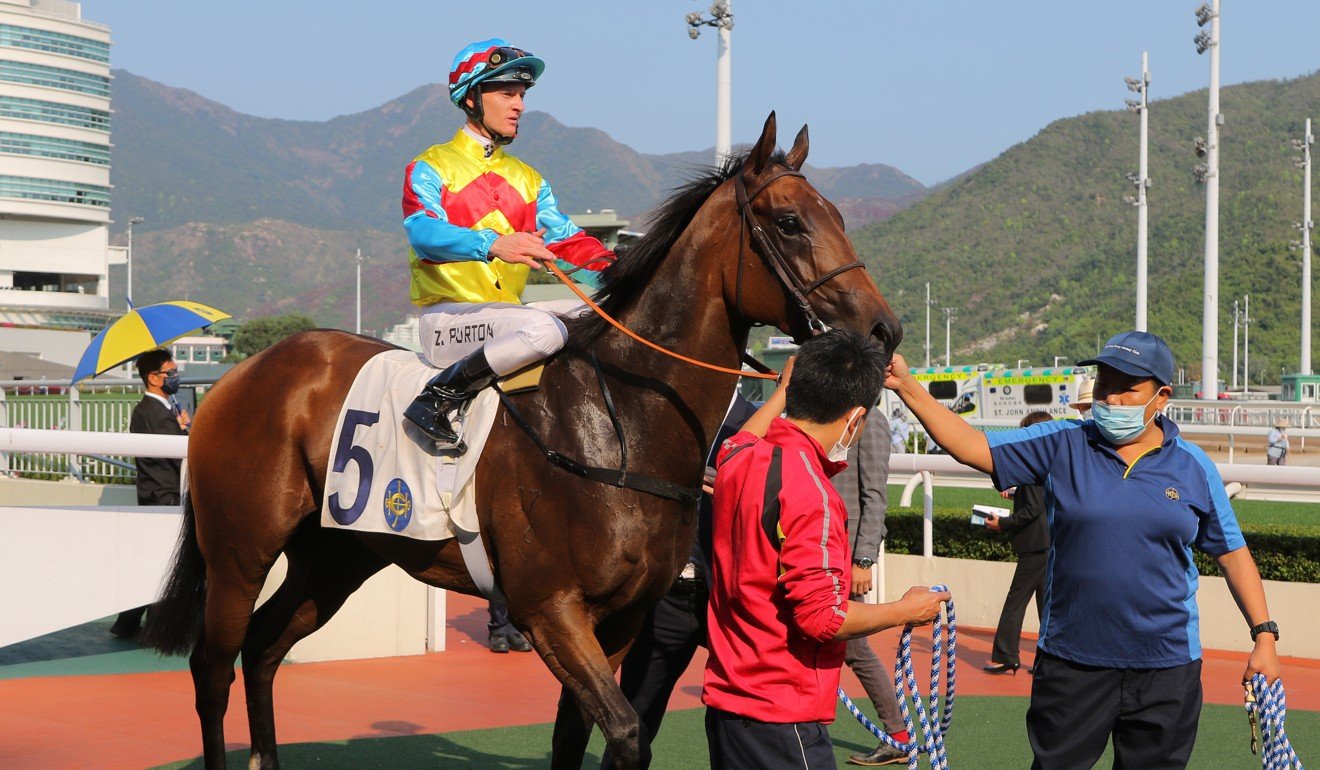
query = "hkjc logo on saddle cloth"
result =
(319, 350, 500, 540)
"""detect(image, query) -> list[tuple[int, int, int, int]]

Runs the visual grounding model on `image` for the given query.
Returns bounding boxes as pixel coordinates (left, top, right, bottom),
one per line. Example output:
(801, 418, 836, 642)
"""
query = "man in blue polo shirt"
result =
(885, 331, 1281, 769)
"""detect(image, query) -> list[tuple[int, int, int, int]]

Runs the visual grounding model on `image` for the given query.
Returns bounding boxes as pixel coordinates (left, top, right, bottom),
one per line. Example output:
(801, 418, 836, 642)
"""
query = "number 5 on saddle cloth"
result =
(319, 350, 539, 542)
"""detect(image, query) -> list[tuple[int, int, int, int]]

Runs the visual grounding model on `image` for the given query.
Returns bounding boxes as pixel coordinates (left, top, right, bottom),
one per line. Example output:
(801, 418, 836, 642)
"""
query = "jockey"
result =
(401, 38, 615, 445)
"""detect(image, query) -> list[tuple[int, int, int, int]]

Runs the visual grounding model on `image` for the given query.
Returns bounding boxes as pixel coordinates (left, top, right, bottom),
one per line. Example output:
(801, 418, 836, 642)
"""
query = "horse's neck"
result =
(613, 230, 746, 375)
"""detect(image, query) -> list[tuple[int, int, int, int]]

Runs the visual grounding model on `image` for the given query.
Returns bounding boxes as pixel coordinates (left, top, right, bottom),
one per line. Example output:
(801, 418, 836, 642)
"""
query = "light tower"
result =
(685, 2, 734, 163)
(942, 306, 958, 366)
(1194, 0, 1221, 400)
(1123, 53, 1152, 332)
(1291, 120, 1314, 374)
(924, 281, 933, 367)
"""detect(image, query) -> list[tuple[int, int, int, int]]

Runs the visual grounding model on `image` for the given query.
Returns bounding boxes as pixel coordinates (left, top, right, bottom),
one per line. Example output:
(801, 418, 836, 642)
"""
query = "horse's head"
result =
(721, 112, 902, 357)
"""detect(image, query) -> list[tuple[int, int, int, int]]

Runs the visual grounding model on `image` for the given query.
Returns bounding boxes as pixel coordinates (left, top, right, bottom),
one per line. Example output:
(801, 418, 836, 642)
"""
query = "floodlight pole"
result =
(1135, 52, 1151, 331)
(943, 307, 957, 365)
(1302, 118, 1314, 374)
(1231, 299, 1240, 390)
(924, 281, 932, 367)
(1243, 292, 1251, 395)
(687, 2, 734, 164)
(126, 216, 143, 311)
(355, 248, 364, 335)
(1198, 0, 1221, 400)
(716, 1, 732, 162)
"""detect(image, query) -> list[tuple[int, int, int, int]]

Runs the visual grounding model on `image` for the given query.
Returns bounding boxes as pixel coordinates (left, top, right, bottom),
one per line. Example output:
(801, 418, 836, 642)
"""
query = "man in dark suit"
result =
(109, 348, 189, 639)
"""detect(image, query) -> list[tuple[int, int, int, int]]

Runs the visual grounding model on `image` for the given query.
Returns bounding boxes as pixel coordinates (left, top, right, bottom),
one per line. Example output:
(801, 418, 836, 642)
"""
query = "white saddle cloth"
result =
(318, 350, 498, 540)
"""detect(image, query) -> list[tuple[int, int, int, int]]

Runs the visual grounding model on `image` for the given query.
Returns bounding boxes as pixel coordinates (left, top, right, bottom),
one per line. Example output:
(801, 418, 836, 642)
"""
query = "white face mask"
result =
(828, 408, 865, 463)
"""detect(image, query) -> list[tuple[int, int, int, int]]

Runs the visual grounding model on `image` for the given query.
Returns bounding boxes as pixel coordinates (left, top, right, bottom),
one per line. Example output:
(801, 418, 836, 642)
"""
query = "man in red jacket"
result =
(703, 329, 948, 769)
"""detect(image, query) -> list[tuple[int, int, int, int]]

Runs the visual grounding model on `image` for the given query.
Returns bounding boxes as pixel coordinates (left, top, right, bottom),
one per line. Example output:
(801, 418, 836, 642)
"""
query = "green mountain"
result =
(109, 70, 923, 232)
(851, 72, 1320, 385)
(109, 70, 926, 331)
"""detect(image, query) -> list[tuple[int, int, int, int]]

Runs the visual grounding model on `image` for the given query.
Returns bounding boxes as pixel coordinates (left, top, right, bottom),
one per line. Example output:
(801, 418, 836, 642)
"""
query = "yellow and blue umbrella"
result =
(73, 300, 231, 383)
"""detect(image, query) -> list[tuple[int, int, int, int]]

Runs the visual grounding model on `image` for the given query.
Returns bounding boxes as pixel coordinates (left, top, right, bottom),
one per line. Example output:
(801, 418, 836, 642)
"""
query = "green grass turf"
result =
(889, 485, 1320, 532)
(151, 697, 1318, 769)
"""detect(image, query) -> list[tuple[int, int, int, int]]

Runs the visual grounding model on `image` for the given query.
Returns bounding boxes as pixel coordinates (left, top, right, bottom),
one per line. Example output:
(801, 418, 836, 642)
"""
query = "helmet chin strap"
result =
(463, 92, 514, 150)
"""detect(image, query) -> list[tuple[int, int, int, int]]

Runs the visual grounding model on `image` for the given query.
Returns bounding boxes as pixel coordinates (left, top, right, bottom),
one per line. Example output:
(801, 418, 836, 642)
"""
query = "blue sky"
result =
(94, 1, 1318, 185)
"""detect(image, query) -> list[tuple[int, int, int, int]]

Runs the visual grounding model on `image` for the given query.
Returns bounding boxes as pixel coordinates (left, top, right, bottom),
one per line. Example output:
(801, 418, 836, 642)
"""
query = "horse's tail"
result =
(140, 475, 207, 656)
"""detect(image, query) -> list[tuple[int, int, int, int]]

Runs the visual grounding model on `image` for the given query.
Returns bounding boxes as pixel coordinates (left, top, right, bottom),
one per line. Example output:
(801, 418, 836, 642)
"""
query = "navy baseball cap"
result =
(1078, 331, 1175, 385)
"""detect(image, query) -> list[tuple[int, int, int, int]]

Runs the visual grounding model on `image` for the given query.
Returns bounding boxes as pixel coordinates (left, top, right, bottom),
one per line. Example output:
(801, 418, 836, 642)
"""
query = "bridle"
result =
(733, 167, 867, 336)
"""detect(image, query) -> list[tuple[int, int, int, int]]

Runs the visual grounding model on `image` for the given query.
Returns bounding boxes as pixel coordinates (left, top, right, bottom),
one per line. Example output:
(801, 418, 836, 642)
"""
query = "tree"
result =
(228, 313, 317, 360)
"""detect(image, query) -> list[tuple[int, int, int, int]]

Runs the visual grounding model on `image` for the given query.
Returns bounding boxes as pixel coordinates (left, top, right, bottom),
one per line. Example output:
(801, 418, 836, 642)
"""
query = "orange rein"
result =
(544, 261, 779, 380)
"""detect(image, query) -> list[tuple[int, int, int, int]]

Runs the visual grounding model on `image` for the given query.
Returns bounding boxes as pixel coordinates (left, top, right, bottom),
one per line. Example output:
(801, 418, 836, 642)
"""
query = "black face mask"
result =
(161, 372, 181, 395)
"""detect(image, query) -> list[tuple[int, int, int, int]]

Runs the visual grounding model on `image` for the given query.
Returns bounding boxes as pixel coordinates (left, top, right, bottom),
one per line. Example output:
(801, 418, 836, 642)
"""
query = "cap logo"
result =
(1165, 487, 1180, 501)
(1105, 343, 1142, 357)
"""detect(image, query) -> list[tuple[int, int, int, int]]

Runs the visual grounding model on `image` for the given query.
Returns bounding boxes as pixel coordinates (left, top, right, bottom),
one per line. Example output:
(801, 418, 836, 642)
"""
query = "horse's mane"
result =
(563, 148, 788, 351)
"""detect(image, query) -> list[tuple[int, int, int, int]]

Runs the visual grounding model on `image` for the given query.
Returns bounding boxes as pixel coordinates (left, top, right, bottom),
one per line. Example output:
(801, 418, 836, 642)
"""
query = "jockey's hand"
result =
(490, 229, 556, 269)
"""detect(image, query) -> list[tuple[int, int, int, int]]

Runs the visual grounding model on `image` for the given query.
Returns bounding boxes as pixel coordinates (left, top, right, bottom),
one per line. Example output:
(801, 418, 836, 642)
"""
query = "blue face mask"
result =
(161, 371, 181, 395)
(1090, 392, 1160, 445)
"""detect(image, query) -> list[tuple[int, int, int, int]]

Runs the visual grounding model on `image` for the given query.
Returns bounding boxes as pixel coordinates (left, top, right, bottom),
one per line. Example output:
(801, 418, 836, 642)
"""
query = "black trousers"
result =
(1027, 652, 1203, 770)
(990, 550, 1048, 666)
(706, 707, 835, 770)
(487, 599, 517, 636)
(600, 587, 707, 770)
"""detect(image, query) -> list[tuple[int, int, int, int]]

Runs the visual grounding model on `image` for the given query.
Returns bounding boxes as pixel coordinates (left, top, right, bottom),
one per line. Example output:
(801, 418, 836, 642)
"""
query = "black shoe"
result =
(505, 630, 533, 652)
(404, 349, 497, 445)
(489, 634, 510, 654)
(982, 662, 1021, 676)
(847, 743, 909, 766)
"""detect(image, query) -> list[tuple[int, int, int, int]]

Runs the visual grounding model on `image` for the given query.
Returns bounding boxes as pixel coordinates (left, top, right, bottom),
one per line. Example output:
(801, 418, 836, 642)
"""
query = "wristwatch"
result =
(853, 557, 875, 569)
(1249, 621, 1280, 642)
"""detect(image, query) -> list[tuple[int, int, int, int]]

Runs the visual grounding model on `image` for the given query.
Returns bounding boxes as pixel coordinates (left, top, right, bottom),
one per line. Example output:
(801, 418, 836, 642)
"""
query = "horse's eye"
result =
(775, 215, 803, 235)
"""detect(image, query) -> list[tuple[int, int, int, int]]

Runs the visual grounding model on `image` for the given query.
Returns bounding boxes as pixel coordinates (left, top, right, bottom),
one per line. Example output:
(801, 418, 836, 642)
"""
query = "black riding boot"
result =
(404, 348, 497, 445)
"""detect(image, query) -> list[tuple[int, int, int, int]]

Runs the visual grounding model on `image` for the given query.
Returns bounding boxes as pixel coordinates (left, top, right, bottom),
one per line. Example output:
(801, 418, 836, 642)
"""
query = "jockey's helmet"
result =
(449, 39, 544, 108)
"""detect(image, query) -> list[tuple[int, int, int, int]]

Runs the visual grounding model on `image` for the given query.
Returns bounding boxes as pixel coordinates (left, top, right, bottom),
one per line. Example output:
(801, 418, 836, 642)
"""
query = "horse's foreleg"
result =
(532, 604, 648, 770)
(241, 533, 386, 770)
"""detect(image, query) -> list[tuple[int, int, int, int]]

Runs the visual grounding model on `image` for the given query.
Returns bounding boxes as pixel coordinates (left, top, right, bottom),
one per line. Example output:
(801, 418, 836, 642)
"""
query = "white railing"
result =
(888, 452, 1320, 557)
(0, 375, 215, 483)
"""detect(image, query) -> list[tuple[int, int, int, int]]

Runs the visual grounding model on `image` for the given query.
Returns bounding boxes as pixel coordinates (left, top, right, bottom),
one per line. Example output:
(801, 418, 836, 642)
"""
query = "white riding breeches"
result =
(418, 299, 586, 376)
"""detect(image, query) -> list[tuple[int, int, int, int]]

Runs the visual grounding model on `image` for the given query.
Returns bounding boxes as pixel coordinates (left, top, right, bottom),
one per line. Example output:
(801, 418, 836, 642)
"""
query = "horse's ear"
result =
(785, 125, 809, 171)
(745, 111, 778, 175)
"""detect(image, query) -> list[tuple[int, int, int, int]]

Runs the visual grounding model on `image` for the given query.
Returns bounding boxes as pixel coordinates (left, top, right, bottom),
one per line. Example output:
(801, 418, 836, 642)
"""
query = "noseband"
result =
(733, 169, 866, 335)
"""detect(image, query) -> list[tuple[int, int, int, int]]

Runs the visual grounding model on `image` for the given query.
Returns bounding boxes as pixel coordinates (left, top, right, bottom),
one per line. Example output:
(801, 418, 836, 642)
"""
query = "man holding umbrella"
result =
(109, 348, 190, 639)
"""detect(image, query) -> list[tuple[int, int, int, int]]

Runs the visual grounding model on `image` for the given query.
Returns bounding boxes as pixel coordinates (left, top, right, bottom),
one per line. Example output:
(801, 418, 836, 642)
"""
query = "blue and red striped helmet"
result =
(449, 38, 545, 107)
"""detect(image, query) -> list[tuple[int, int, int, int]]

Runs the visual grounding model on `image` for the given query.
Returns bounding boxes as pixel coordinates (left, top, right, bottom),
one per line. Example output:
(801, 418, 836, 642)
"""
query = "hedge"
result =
(884, 509, 1320, 584)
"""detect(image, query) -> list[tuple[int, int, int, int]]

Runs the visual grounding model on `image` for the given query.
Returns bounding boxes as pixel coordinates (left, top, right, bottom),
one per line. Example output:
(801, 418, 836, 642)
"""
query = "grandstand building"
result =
(0, 0, 113, 334)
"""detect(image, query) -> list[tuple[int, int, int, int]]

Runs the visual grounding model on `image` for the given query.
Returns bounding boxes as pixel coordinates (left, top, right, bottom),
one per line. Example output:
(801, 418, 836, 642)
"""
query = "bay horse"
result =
(143, 113, 902, 770)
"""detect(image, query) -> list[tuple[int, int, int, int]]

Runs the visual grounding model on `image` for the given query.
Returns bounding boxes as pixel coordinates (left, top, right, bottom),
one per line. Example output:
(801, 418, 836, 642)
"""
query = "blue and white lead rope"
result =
(1246, 673, 1305, 770)
(838, 584, 955, 770)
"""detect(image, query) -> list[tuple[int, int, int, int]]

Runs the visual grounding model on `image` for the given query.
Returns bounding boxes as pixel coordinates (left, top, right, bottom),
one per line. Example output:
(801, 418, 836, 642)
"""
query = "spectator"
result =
(110, 348, 189, 640)
(1266, 419, 1290, 466)
(703, 330, 947, 769)
(887, 331, 1280, 768)
(487, 599, 533, 653)
(1070, 377, 1093, 416)
(600, 394, 759, 770)
(982, 410, 1053, 676)
(889, 407, 911, 454)
(833, 407, 912, 766)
